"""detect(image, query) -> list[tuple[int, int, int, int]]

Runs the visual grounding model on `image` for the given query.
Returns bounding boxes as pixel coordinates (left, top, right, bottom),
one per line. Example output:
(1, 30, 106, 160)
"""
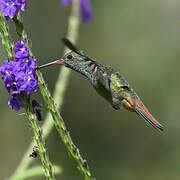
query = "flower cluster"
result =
(0, 40, 38, 111)
(61, 0, 93, 22)
(0, 0, 26, 19)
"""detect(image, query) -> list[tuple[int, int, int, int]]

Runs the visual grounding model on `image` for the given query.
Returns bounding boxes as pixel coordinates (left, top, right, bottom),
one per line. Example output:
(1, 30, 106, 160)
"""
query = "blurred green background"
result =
(1, 0, 180, 179)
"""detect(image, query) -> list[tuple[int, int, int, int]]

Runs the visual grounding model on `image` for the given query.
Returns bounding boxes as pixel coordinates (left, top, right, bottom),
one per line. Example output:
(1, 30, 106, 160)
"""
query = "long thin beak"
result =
(36, 59, 65, 70)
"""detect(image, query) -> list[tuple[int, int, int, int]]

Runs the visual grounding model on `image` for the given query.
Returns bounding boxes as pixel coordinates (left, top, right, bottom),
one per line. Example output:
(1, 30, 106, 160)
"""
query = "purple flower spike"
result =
(0, 39, 38, 111)
(80, 0, 92, 22)
(0, 0, 26, 19)
(61, 0, 72, 6)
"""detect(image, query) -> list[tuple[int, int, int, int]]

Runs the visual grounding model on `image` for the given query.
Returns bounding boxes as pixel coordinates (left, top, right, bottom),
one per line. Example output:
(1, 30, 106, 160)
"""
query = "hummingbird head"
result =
(61, 49, 87, 69)
(37, 38, 96, 79)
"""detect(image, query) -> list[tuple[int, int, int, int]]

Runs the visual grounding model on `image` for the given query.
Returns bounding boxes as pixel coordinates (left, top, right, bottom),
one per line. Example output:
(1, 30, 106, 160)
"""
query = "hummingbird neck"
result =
(65, 60, 98, 81)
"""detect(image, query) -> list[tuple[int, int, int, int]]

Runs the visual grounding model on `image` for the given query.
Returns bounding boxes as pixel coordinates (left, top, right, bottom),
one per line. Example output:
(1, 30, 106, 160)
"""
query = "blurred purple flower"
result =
(0, 0, 26, 19)
(0, 40, 38, 111)
(61, 0, 93, 22)
(79, 0, 92, 22)
(61, 0, 72, 6)
(18, 0, 26, 11)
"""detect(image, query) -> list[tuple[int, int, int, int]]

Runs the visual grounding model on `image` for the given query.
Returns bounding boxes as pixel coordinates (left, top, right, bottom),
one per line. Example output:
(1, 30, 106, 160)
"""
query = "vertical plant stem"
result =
(12, 0, 82, 176)
(0, 9, 55, 180)
(0, 11, 13, 57)
(21, 95, 55, 180)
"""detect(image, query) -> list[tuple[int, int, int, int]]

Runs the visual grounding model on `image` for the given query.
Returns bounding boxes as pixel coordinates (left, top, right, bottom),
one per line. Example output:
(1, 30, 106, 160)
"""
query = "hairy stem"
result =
(12, 0, 80, 173)
(0, 11, 13, 57)
(21, 94, 55, 180)
(0, 8, 55, 180)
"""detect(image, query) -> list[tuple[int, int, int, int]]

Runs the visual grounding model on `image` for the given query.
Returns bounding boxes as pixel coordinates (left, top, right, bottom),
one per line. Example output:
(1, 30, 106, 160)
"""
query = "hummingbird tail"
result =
(122, 99, 163, 131)
(133, 100, 163, 131)
(134, 105, 163, 131)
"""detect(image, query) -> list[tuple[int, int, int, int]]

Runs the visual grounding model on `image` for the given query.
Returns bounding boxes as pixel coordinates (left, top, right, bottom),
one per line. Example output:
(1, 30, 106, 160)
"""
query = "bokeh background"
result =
(1, 0, 180, 179)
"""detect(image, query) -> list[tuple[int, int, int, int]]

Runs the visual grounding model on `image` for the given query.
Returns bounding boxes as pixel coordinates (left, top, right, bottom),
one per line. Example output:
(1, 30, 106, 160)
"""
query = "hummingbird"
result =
(37, 38, 163, 131)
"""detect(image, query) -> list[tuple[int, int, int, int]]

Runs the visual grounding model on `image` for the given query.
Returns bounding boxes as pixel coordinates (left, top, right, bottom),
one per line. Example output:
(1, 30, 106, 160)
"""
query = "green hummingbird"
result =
(37, 38, 163, 131)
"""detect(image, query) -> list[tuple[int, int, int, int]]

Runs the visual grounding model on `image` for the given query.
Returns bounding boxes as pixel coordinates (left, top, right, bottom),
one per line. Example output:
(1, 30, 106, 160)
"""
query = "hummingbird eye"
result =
(67, 54, 73, 60)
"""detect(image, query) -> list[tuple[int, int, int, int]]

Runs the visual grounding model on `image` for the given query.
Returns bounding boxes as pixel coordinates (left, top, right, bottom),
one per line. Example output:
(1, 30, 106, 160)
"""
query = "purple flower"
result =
(61, 0, 93, 22)
(18, 0, 26, 11)
(0, 60, 16, 92)
(14, 40, 29, 61)
(8, 93, 24, 111)
(79, 0, 92, 22)
(0, 40, 38, 111)
(15, 71, 38, 94)
(0, 0, 26, 19)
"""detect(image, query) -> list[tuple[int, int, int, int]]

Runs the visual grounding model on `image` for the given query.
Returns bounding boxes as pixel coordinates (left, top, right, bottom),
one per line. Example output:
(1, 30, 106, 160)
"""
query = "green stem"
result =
(13, 13, 56, 180)
(0, 8, 55, 180)
(13, 13, 33, 57)
(21, 94, 55, 180)
(0, 10, 13, 57)
(11, 0, 79, 173)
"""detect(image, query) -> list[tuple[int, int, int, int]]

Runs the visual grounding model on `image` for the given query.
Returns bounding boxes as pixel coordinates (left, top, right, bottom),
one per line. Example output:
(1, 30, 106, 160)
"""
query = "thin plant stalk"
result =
(21, 94, 55, 180)
(0, 10, 55, 180)
(0, 11, 13, 57)
(12, 0, 80, 174)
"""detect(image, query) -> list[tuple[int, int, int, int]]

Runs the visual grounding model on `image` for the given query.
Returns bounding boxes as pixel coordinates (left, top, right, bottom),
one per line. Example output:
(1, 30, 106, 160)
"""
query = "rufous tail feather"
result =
(123, 99, 163, 131)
